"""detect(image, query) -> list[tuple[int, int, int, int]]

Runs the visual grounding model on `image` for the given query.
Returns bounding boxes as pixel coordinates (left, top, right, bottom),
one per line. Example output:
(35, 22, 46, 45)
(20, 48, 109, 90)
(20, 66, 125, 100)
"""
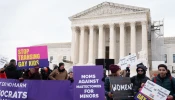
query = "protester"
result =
(49, 62, 68, 80)
(130, 63, 150, 95)
(0, 66, 7, 79)
(120, 64, 130, 77)
(53, 64, 58, 70)
(23, 66, 42, 80)
(67, 68, 74, 83)
(105, 64, 121, 100)
(41, 67, 52, 80)
(125, 64, 130, 77)
(152, 64, 175, 100)
(4, 59, 23, 79)
(102, 69, 107, 82)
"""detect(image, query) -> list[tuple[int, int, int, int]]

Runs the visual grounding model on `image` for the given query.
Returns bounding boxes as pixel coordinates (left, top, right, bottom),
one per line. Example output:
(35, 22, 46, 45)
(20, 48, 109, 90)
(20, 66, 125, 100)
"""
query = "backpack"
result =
(154, 76, 175, 92)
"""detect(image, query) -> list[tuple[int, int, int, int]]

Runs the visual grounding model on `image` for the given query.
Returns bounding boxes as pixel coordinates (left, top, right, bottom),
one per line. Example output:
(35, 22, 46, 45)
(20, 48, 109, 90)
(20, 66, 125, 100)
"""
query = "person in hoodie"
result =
(23, 66, 42, 80)
(105, 64, 121, 100)
(130, 63, 150, 95)
(67, 68, 74, 83)
(4, 59, 23, 79)
(49, 62, 68, 80)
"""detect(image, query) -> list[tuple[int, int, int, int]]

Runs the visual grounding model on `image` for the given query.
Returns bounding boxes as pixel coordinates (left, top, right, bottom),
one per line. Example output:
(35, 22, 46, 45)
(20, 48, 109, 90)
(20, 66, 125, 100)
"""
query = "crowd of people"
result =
(0, 59, 175, 100)
(0, 59, 74, 83)
(105, 63, 175, 100)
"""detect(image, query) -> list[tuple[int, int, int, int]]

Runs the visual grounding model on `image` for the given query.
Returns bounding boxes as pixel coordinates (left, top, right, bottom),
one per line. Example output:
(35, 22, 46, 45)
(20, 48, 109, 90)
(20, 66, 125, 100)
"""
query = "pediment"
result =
(69, 2, 149, 20)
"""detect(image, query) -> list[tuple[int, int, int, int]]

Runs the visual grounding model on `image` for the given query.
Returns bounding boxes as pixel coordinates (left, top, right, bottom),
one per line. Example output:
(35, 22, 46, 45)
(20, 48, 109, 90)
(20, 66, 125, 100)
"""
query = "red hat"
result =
(109, 64, 121, 73)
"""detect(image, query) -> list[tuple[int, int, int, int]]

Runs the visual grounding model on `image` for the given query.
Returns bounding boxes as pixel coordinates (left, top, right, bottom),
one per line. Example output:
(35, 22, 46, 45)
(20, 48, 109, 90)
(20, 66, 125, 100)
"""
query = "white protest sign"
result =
(0, 55, 8, 68)
(118, 53, 137, 70)
(141, 80, 170, 100)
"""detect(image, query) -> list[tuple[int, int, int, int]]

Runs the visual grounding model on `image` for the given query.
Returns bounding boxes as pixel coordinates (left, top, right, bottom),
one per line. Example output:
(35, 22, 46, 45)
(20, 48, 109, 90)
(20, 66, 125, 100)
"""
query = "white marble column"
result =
(79, 26, 85, 64)
(84, 28, 89, 64)
(88, 25, 94, 64)
(98, 24, 105, 58)
(141, 21, 148, 59)
(130, 22, 136, 54)
(71, 26, 75, 62)
(109, 23, 116, 60)
(120, 22, 125, 58)
(71, 26, 79, 64)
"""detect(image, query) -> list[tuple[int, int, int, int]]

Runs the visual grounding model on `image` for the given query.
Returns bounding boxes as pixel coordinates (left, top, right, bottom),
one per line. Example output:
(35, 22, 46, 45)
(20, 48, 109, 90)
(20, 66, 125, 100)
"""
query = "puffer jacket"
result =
(152, 74, 175, 99)
(131, 75, 150, 95)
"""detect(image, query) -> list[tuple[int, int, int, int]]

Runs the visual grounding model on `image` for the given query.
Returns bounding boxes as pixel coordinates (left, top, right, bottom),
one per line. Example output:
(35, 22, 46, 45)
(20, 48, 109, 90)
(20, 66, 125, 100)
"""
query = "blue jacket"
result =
(105, 77, 112, 100)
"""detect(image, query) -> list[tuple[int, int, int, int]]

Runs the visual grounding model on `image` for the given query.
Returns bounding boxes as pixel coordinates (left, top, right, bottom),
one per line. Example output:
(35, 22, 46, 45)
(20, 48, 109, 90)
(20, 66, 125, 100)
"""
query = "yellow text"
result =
(18, 49, 29, 55)
(137, 94, 147, 100)
(29, 60, 39, 66)
(18, 61, 28, 67)
(18, 54, 40, 60)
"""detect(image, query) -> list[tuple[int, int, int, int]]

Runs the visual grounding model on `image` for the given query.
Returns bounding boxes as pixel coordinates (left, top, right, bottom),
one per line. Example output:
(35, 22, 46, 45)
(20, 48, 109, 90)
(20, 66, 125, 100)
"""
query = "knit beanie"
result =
(68, 68, 73, 74)
(136, 63, 147, 72)
(109, 64, 121, 73)
(58, 62, 64, 68)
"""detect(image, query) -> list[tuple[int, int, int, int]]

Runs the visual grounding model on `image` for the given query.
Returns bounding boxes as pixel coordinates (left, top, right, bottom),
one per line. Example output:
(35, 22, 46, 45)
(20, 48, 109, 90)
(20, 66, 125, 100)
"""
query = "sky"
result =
(0, 0, 175, 59)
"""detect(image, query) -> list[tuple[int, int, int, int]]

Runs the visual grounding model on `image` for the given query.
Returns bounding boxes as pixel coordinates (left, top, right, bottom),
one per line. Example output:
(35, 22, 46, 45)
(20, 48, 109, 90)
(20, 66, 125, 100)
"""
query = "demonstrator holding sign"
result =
(152, 64, 175, 100)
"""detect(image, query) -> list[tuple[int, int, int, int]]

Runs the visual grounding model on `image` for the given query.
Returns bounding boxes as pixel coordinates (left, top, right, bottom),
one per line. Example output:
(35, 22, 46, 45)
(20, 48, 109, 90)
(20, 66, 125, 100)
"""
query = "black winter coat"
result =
(5, 65, 22, 79)
(130, 75, 150, 95)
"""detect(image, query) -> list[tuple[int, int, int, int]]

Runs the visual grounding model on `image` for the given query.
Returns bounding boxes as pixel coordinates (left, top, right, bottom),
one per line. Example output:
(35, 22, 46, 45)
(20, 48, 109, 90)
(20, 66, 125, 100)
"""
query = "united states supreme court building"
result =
(38, 2, 175, 75)
(70, 2, 151, 65)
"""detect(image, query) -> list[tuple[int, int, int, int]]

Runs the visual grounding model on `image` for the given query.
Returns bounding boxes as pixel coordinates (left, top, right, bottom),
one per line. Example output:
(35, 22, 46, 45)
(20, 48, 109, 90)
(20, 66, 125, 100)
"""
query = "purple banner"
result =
(73, 66, 105, 100)
(134, 92, 150, 100)
(0, 79, 28, 100)
(0, 79, 73, 100)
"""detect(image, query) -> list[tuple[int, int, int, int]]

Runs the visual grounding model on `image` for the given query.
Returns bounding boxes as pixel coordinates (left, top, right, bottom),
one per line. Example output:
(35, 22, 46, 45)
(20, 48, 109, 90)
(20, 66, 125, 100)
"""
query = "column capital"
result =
(109, 23, 115, 27)
(71, 26, 77, 30)
(130, 21, 136, 26)
(89, 25, 94, 29)
(98, 24, 104, 28)
(80, 25, 85, 29)
(141, 21, 147, 25)
(119, 22, 125, 27)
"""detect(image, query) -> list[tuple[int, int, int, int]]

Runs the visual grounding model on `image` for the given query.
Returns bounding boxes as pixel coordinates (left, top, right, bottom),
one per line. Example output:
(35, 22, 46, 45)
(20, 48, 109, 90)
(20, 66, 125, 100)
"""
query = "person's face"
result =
(60, 65, 64, 70)
(158, 67, 167, 77)
(69, 72, 73, 78)
(137, 68, 144, 75)
(116, 69, 121, 76)
(11, 61, 16, 66)
(30, 68, 35, 74)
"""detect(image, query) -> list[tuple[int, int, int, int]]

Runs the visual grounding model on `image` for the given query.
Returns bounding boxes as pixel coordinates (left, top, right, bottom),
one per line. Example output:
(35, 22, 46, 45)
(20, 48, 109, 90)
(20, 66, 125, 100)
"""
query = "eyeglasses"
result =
(138, 70, 143, 72)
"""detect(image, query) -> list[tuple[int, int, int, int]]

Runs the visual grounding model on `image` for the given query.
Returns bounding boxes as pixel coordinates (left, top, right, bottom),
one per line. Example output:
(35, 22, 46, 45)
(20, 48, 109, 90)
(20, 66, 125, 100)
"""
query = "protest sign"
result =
(0, 79, 73, 100)
(0, 55, 8, 68)
(118, 53, 137, 70)
(0, 79, 28, 100)
(17, 46, 49, 69)
(134, 92, 150, 100)
(110, 77, 134, 100)
(140, 80, 170, 100)
(73, 65, 105, 100)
